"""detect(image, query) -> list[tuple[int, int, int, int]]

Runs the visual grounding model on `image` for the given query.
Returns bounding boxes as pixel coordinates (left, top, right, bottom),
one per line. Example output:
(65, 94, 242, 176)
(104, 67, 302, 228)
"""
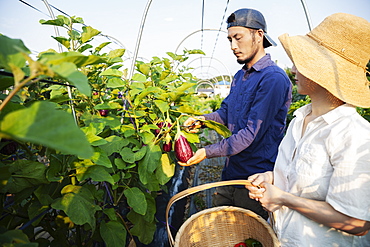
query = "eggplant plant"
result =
(0, 15, 217, 246)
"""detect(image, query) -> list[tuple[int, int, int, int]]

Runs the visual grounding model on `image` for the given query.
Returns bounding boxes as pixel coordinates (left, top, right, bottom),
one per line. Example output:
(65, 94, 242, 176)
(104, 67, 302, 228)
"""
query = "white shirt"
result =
(274, 104, 370, 247)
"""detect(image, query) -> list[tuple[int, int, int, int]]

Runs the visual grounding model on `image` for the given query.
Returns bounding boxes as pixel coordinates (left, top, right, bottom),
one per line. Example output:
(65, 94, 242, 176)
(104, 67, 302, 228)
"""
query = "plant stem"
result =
(116, 211, 134, 242)
(0, 76, 39, 112)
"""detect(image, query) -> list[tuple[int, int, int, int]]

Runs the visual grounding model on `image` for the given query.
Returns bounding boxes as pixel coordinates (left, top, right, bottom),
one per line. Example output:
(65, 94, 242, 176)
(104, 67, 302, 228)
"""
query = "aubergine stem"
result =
(153, 121, 176, 145)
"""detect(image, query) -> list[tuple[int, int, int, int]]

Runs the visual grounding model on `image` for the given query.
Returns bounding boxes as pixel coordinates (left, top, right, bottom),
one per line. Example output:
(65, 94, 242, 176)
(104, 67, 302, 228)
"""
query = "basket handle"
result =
(165, 179, 255, 246)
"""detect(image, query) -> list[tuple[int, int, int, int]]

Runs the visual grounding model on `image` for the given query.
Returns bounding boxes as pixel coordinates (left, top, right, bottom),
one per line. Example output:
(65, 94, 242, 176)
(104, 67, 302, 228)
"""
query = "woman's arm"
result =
(260, 182, 370, 236)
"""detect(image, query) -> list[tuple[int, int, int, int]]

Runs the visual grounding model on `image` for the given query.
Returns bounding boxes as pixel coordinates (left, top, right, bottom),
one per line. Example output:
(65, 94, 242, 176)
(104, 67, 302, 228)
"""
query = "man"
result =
(181, 8, 292, 220)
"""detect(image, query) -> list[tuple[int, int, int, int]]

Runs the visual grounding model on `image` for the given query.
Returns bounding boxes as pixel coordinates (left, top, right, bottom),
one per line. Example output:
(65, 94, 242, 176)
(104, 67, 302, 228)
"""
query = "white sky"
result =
(1, 0, 369, 80)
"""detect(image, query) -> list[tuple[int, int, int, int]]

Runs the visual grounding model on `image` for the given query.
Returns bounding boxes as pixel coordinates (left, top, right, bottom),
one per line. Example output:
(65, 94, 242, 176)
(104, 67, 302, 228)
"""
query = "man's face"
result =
(227, 26, 260, 65)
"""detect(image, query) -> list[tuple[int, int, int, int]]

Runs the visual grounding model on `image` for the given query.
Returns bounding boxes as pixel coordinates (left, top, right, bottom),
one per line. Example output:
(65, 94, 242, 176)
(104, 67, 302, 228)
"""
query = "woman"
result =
(246, 13, 370, 246)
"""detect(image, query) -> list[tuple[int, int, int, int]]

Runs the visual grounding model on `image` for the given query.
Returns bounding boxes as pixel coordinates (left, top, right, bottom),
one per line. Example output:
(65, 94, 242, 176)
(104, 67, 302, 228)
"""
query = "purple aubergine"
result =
(163, 141, 172, 152)
(155, 122, 172, 136)
(174, 135, 193, 163)
(99, 109, 108, 116)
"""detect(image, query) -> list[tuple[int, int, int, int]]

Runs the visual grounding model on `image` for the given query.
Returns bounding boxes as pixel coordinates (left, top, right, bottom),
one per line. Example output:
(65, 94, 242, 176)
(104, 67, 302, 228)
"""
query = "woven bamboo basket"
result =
(166, 180, 280, 247)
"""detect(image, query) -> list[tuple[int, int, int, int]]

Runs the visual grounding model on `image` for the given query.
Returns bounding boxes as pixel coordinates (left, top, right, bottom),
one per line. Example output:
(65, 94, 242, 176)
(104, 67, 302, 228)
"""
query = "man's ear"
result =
(257, 29, 264, 43)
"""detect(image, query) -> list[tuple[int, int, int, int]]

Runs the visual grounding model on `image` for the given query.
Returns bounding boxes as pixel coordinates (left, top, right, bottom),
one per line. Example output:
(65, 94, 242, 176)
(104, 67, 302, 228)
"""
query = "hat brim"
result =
(279, 33, 370, 108)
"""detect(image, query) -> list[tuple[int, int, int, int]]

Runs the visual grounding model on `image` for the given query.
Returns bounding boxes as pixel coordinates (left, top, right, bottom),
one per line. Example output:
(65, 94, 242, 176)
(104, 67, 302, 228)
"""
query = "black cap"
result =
(227, 8, 277, 48)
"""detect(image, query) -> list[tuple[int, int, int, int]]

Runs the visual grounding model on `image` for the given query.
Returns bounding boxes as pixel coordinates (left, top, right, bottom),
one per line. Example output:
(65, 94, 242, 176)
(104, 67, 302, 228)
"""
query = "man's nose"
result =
(230, 40, 237, 51)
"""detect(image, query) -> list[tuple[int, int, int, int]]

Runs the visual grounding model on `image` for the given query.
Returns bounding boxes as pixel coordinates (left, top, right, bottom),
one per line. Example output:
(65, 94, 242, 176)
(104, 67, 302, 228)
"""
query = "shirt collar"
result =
(242, 53, 272, 73)
(294, 103, 356, 124)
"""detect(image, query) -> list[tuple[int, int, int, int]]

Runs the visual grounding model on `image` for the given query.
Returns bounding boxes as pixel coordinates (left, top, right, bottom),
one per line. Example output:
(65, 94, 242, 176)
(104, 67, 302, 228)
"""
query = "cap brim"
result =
(279, 33, 370, 108)
(264, 33, 277, 48)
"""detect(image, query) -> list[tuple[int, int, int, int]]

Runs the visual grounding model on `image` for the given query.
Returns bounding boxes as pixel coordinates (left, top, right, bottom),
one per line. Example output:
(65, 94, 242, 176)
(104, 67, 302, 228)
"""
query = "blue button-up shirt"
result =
(204, 54, 292, 181)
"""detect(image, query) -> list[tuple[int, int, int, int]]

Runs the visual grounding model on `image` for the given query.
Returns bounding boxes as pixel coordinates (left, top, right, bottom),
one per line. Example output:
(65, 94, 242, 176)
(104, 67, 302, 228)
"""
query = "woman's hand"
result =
(246, 171, 273, 201)
(246, 171, 284, 212)
(258, 182, 285, 212)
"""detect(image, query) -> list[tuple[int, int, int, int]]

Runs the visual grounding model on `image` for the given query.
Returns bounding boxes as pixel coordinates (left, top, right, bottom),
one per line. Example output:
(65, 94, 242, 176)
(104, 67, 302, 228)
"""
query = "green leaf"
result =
(0, 229, 37, 245)
(143, 193, 156, 222)
(82, 122, 108, 146)
(0, 35, 30, 71)
(100, 135, 129, 155)
(0, 101, 93, 159)
(0, 77, 15, 91)
(100, 221, 127, 247)
(138, 143, 161, 184)
(159, 75, 178, 85)
(121, 125, 136, 138)
(127, 211, 156, 244)
(166, 52, 181, 60)
(52, 62, 91, 96)
(144, 173, 161, 191)
(91, 147, 112, 168)
(71, 16, 84, 24)
(138, 63, 150, 76)
(95, 42, 111, 53)
(34, 184, 54, 205)
(203, 120, 232, 138)
(172, 82, 196, 99)
(78, 44, 93, 53)
(138, 131, 155, 144)
(94, 101, 122, 110)
(186, 49, 206, 55)
(39, 51, 104, 67)
(81, 26, 101, 43)
(85, 132, 107, 146)
(82, 122, 107, 145)
(51, 185, 101, 229)
(134, 145, 147, 161)
(141, 124, 158, 132)
(40, 15, 70, 27)
(114, 158, 126, 169)
(28, 202, 49, 226)
(156, 153, 175, 185)
(53, 36, 71, 49)
(100, 68, 123, 77)
(0, 165, 11, 192)
(103, 208, 118, 221)
(107, 77, 125, 88)
(0, 101, 25, 122)
(124, 187, 147, 215)
(131, 73, 146, 82)
(76, 165, 114, 185)
(154, 100, 170, 113)
(183, 132, 200, 143)
(107, 49, 125, 58)
(134, 87, 162, 105)
(46, 156, 63, 182)
(120, 147, 135, 163)
(2, 160, 48, 193)
(177, 105, 203, 115)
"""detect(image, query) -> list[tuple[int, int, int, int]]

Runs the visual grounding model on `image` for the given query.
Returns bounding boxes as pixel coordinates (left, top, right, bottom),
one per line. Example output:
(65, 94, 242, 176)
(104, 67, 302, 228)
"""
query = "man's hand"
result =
(178, 148, 207, 166)
(183, 116, 205, 133)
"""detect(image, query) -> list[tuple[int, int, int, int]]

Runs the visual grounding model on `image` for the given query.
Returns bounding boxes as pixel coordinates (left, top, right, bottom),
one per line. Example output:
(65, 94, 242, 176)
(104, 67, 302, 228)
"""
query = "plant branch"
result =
(0, 76, 39, 112)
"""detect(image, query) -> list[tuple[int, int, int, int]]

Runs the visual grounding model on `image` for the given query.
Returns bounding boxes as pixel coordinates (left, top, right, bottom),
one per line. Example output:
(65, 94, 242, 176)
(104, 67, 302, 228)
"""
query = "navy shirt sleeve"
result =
(204, 70, 291, 158)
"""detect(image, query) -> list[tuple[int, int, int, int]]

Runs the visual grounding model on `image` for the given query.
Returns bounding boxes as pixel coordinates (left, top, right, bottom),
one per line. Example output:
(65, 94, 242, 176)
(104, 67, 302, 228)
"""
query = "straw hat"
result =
(279, 13, 370, 108)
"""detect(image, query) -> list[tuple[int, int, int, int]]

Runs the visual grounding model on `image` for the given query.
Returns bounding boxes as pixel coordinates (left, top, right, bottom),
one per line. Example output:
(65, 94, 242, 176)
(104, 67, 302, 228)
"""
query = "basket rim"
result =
(174, 206, 280, 247)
